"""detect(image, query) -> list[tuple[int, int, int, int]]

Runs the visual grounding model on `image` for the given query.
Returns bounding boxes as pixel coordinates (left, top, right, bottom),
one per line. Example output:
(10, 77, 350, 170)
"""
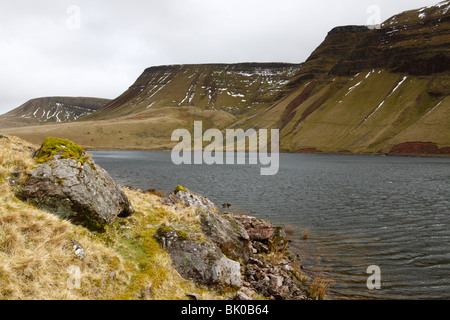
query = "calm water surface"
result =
(90, 151, 450, 300)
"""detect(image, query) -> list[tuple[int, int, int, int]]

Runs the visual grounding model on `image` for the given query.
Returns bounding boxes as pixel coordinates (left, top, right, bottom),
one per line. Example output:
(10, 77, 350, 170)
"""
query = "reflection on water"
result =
(90, 150, 450, 300)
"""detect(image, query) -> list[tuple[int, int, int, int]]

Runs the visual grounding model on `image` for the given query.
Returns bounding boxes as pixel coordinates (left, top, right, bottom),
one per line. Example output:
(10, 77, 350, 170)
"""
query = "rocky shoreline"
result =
(157, 187, 311, 300)
(5, 136, 317, 300)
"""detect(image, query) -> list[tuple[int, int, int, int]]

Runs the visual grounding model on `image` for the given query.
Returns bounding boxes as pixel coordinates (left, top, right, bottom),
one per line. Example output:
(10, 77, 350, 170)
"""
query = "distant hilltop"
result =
(0, 97, 110, 128)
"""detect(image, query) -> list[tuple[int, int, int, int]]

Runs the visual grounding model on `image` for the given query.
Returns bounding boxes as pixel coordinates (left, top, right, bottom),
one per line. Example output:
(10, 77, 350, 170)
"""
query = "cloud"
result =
(0, 0, 440, 115)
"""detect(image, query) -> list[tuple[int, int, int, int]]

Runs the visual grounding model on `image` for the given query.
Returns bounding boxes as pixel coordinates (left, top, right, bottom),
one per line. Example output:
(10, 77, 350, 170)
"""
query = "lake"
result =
(90, 150, 450, 300)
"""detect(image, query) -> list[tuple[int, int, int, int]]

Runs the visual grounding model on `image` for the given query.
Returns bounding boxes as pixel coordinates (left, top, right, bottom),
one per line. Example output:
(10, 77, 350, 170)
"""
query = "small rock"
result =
(234, 215, 274, 241)
(252, 241, 269, 253)
(186, 293, 202, 300)
(249, 257, 264, 268)
(71, 240, 86, 261)
(269, 275, 284, 289)
(235, 290, 252, 301)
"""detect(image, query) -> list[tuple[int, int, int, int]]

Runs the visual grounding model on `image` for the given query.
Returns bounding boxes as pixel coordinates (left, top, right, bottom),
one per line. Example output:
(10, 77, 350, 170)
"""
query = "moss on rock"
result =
(35, 137, 88, 165)
(174, 185, 187, 194)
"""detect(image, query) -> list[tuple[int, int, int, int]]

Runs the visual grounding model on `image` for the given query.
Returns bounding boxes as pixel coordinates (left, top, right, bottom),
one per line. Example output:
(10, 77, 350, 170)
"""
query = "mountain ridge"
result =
(0, 96, 111, 128)
(1, 1, 449, 155)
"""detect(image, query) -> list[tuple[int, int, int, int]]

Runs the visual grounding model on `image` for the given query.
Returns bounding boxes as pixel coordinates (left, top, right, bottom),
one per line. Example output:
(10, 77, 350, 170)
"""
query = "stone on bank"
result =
(22, 137, 134, 229)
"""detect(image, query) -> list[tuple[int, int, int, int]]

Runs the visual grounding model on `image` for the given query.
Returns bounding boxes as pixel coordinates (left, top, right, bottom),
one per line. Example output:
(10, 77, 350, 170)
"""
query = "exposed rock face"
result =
(303, 3, 450, 77)
(162, 187, 251, 262)
(22, 138, 133, 228)
(176, 187, 216, 210)
(85, 63, 302, 120)
(154, 225, 242, 288)
(233, 215, 274, 242)
(199, 210, 251, 262)
(157, 186, 311, 299)
(328, 25, 370, 35)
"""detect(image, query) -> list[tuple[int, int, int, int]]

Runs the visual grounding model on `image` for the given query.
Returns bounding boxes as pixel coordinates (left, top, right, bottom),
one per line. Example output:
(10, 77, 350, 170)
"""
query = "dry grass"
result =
(309, 273, 334, 300)
(302, 231, 309, 240)
(0, 134, 223, 300)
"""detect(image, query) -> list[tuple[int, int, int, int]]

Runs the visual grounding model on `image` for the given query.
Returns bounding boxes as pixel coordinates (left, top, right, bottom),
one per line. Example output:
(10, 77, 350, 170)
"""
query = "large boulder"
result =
(22, 137, 133, 228)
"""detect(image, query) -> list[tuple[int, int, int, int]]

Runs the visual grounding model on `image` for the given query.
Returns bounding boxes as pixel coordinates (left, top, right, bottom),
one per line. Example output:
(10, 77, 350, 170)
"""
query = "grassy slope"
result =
(1, 106, 238, 150)
(83, 64, 301, 121)
(0, 134, 230, 299)
(3, 70, 448, 154)
(280, 71, 449, 153)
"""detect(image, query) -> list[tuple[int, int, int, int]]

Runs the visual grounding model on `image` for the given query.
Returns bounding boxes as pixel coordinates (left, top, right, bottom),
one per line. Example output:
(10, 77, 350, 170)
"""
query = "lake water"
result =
(90, 150, 450, 300)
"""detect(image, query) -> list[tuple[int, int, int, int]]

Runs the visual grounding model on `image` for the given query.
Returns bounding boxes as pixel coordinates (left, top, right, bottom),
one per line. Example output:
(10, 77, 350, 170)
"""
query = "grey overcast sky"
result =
(0, 0, 442, 115)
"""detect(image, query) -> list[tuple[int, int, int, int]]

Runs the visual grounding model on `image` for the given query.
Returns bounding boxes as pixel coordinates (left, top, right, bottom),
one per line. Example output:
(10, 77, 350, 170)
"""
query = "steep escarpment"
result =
(239, 1, 450, 155)
(294, 2, 450, 79)
(83, 63, 302, 121)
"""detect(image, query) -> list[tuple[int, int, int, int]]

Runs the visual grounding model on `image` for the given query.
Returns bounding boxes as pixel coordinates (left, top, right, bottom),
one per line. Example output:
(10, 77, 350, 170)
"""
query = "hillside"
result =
(0, 134, 315, 300)
(83, 63, 302, 120)
(236, 1, 450, 155)
(0, 97, 110, 128)
(1, 1, 449, 154)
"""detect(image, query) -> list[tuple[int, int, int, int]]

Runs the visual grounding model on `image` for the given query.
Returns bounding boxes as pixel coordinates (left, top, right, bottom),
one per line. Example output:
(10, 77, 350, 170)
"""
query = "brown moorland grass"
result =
(0, 134, 223, 300)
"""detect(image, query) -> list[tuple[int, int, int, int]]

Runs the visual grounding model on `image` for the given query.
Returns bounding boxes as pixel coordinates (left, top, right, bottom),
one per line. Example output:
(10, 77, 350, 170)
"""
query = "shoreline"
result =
(86, 147, 450, 158)
(0, 134, 323, 300)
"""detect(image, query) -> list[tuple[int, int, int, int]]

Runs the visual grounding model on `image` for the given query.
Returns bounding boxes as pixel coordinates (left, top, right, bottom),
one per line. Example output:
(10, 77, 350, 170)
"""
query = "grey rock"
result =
(198, 209, 251, 262)
(269, 275, 284, 289)
(233, 215, 274, 241)
(235, 290, 252, 300)
(175, 189, 216, 210)
(252, 241, 269, 253)
(22, 157, 134, 228)
(154, 226, 242, 288)
(186, 293, 202, 300)
(249, 257, 264, 268)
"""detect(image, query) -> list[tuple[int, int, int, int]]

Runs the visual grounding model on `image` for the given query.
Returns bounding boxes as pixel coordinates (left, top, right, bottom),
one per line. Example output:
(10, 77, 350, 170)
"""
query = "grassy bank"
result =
(0, 134, 321, 300)
(0, 134, 226, 299)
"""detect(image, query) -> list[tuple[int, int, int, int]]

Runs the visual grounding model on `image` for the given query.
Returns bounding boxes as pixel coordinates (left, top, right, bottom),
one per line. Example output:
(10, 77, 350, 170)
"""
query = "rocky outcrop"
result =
(198, 210, 251, 263)
(161, 187, 252, 262)
(328, 25, 370, 35)
(22, 138, 133, 229)
(154, 225, 242, 288)
(233, 215, 274, 242)
(157, 186, 310, 299)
